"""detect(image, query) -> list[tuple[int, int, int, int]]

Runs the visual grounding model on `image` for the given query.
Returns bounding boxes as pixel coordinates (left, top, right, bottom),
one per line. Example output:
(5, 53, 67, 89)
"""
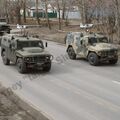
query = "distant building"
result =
(30, 4, 57, 18)
(30, 4, 81, 20)
(57, 6, 81, 20)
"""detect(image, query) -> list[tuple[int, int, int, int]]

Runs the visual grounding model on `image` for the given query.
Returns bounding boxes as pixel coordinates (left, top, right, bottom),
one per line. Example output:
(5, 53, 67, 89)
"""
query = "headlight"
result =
(46, 56, 50, 60)
(25, 57, 30, 61)
(46, 55, 53, 61)
(26, 57, 30, 61)
(50, 55, 54, 61)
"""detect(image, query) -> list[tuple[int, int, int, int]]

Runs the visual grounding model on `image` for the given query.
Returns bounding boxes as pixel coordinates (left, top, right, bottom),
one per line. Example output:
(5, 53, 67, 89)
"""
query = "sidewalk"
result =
(0, 84, 49, 120)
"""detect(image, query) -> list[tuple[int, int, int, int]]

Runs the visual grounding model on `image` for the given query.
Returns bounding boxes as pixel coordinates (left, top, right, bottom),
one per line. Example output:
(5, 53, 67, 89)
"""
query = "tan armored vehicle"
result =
(1, 34, 53, 73)
(66, 32, 118, 65)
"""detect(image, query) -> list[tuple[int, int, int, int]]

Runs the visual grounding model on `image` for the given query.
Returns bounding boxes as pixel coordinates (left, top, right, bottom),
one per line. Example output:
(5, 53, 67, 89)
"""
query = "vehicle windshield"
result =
(17, 41, 44, 49)
(88, 37, 108, 45)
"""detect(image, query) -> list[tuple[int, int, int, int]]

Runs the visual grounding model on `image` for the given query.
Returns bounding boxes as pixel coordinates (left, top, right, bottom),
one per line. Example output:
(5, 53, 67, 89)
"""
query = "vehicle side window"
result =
(88, 37, 97, 44)
(80, 39, 83, 45)
(80, 38, 88, 46)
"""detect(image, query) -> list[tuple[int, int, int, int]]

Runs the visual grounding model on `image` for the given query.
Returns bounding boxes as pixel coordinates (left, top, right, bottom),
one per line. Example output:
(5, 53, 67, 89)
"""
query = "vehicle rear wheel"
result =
(109, 59, 118, 64)
(67, 47, 76, 60)
(43, 62, 51, 72)
(2, 51, 10, 65)
(17, 58, 26, 73)
(88, 52, 99, 66)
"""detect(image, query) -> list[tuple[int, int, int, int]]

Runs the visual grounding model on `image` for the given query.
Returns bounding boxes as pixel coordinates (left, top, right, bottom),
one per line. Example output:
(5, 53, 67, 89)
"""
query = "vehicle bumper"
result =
(99, 55, 118, 61)
(26, 61, 51, 69)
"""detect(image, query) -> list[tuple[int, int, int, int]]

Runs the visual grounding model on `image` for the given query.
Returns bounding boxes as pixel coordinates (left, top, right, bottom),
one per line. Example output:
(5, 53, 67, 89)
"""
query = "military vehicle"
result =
(1, 34, 53, 73)
(0, 18, 11, 34)
(66, 32, 118, 65)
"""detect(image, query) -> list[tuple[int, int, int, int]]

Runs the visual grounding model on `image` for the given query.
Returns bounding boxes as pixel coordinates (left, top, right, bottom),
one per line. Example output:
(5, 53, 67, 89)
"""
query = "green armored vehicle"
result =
(66, 32, 118, 65)
(1, 34, 53, 73)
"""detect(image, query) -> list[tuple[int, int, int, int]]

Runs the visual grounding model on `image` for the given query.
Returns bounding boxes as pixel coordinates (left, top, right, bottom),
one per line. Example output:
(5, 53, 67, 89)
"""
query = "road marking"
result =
(112, 81, 120, 85)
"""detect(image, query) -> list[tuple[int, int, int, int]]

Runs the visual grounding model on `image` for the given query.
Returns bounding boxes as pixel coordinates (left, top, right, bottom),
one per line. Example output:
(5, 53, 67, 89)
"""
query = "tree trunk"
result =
(45, 0, 51, 30)
(23, 0, 26, 23)
(78, 0, 86, 24)
(56, 0, 61, 30)
(36, 0, 40, 25)
(115, 0, 120, 43)
(62, 0, 66, 20)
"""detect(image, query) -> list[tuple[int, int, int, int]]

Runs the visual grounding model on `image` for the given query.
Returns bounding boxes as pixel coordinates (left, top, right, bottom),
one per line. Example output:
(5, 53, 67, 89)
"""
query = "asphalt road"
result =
(0, 41, 120, 120)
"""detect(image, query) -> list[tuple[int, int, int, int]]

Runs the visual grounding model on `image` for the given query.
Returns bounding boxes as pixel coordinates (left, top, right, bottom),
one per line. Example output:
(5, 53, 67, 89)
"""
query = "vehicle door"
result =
(66, 33, 73, 46)
(78, 37, 88, 57)
(73, 35, 82, 53)
(9, 40, 17, 63)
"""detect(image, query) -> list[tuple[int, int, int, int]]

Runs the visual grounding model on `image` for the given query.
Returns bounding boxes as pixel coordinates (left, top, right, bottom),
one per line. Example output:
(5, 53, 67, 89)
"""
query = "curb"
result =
(0, 85, 51, 120)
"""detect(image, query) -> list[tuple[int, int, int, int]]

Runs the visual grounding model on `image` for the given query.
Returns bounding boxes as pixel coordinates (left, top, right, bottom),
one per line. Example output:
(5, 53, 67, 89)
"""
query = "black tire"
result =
(17, 58, 26, 73)
(43, 62, 51, 72)
(67, 47, 76, 60)
(2, 51, 10, 65)
(109, 59, 118, 64)
(88, 52, 99, 66)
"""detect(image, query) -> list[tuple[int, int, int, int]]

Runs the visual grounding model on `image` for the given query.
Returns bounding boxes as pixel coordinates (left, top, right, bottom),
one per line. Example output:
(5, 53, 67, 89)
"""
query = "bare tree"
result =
(76, 0, 86, 24)
(113, 0, 120, 43)
(56, 0, 62, 30)
(44, 0, 51, 30)
(62, 0, 66, 20)
(16, 0, 22, 24)
(23, 0, 26, 23)
(36, 0, 40, 25)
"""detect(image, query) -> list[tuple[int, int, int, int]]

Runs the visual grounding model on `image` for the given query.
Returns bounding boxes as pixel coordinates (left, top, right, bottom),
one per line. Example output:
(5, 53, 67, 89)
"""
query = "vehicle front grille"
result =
(25, 56, 49, 63)
(102, 50, 116, 56)
(34, 56, 47, 62)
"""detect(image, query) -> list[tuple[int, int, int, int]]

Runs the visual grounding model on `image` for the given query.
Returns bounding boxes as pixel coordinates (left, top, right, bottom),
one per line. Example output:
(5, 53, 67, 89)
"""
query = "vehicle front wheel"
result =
(109, 59, 118, 64)
(88, 52, 99, 66)
(43, 62, 51, 72)
(67, 47, 76, 60)
(2, 51, 10, 65)
(17, 58, 26, 73)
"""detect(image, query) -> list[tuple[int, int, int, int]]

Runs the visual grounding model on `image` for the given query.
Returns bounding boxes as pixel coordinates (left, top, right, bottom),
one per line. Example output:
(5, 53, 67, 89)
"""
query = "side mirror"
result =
(45, 42, 48, 47)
